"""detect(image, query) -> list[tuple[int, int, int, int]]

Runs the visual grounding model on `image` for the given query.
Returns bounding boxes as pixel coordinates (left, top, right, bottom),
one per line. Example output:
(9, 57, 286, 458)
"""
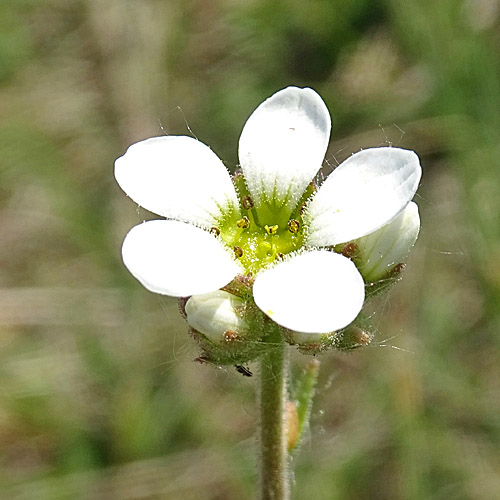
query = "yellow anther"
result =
(233, 246, 244, 258)
(236, 216, 250, 229)
(265, 224, 279, 235)
(287, 219, 300, 233)
(241, 195, 254, 210)
(210, 226, 220, 236)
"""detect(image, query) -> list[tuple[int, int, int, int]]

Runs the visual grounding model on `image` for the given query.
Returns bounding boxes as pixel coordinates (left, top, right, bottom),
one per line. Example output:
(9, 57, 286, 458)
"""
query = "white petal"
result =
(306, 147, 422, 246)
(253, 251, 365, 333)
(355, 201, 420, 281)
(121, 220, 241, 296)
(238, 87, 331, 215)
(115, 136, 240, 228)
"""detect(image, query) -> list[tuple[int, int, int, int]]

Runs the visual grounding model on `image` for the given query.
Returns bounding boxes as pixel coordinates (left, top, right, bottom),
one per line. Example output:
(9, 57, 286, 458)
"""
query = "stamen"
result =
(236, 216, 250, 229)
(287, 219, 300, 233)
(265, 224, 279, 235)
(233, 246, 244, 258)
(210, 226, 220, 236)
(241, 195, 254, 210)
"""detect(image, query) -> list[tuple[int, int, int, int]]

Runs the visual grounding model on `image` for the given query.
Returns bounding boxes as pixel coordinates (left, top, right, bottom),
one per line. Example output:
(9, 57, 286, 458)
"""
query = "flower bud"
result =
(186, 290, 250, 343)
(353, 202, 420, 283)
(185, 290, 265, 365)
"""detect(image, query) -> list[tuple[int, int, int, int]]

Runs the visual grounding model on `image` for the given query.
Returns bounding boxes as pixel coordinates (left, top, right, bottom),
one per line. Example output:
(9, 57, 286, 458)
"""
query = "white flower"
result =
(115, 87, 421, 334)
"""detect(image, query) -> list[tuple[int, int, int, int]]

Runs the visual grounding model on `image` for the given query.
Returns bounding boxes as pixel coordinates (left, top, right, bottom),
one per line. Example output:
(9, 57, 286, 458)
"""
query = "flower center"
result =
(216, 173, 316, 275)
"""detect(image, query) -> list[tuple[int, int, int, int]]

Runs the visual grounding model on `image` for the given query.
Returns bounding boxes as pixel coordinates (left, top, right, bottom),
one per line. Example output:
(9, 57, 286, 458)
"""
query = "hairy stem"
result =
(259, 338, 289, 500)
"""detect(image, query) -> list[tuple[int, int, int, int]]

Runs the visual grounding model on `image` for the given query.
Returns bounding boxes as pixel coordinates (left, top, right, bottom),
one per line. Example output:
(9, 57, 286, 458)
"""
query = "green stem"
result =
(259, 337, 289, 500)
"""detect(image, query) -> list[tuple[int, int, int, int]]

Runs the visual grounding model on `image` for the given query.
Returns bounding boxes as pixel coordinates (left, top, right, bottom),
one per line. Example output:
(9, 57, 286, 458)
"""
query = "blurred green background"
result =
(1, 1, 500, 499)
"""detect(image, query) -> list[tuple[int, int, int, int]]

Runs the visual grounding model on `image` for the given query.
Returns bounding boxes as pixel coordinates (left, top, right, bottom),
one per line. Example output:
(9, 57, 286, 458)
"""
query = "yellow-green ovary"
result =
(224, 223, 304, 275)
(218, 175, 315, 275)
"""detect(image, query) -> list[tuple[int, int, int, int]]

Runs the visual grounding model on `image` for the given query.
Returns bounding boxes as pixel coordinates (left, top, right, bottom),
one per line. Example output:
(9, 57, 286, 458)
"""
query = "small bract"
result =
(115, 86, 422, 335)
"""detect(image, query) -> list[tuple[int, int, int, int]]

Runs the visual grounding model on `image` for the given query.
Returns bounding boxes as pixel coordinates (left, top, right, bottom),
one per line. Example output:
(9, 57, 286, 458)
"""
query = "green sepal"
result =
(191, 327, 270, 366)
(284, 329, 337, 355)
(220, 274, 255, 299)
(333, 315, 375, 351)
(363, 263, 406, 300)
